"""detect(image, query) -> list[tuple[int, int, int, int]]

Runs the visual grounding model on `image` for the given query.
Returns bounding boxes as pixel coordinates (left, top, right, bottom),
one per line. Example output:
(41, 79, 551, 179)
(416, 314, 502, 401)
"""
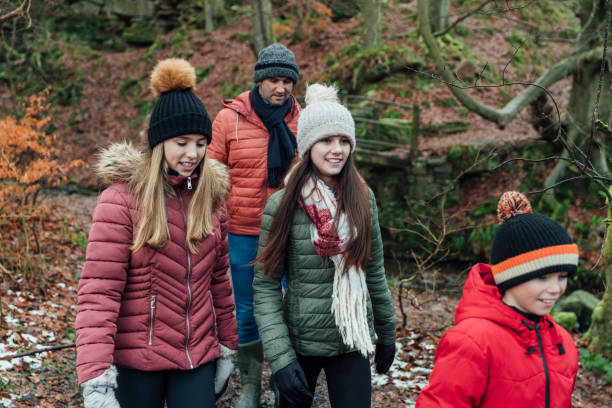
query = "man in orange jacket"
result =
(208, 42, 301, 408)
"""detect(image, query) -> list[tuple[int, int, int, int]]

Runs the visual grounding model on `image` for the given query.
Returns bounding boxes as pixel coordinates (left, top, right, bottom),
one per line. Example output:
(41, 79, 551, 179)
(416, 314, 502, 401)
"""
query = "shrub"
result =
(0, 91, 85, 291)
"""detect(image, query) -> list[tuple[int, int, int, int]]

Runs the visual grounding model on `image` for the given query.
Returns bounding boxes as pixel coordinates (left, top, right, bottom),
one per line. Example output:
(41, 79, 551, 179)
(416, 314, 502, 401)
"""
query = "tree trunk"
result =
(250, 0, 275, 56)
(362, 0, 381, 48)
(544, 0, 612, 192)
(429, 0, 450, 33)
(586, 186, 612, 358)
(204, 0, 214, 31)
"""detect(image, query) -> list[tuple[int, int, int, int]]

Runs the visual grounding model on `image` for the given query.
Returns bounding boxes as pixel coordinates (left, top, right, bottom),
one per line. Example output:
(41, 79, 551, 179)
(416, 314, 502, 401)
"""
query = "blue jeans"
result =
(228, 233, 260, 344)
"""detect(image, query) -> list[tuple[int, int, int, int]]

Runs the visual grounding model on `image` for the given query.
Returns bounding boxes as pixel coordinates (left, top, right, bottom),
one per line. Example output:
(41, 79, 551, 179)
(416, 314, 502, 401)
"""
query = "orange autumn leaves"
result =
(0, 90, 85, 286)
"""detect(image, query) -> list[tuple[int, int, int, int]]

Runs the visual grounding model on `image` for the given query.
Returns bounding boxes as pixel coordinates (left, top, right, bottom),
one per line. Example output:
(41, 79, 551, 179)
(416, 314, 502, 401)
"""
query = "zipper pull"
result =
(187, 177, 192, 190)
(151, 295, 157, 309)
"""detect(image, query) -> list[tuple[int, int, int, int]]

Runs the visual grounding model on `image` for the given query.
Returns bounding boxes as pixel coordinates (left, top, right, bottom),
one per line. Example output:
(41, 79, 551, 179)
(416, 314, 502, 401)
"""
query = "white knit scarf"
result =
(299, 177, 374, 357)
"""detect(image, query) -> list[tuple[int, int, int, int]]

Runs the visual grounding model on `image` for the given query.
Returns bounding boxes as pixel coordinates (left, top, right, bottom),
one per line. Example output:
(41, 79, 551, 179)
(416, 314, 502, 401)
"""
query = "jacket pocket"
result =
(148, 294, 156, 346)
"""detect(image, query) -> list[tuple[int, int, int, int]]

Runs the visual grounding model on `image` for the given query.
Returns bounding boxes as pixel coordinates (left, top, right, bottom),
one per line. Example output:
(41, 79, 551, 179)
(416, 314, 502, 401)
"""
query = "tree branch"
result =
(0, 343, 75, 360)
(0, 0, 31, 27)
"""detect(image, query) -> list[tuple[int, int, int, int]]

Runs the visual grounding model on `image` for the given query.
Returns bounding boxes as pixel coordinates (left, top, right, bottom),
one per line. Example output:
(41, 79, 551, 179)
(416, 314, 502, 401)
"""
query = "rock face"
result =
(555, 290, 600, 332)
(108, 0, 155, 18)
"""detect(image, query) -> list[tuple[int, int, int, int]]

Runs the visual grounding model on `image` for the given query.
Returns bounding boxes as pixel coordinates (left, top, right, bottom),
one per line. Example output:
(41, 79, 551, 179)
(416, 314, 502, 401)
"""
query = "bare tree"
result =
(250, 0, 275, 56)
(417, 0, 611, 195)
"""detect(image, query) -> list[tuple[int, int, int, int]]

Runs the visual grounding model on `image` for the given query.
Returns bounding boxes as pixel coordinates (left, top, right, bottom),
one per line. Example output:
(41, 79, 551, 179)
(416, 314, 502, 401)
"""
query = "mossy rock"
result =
(551, 311, 578, 332)
(555, 289, 600, 331)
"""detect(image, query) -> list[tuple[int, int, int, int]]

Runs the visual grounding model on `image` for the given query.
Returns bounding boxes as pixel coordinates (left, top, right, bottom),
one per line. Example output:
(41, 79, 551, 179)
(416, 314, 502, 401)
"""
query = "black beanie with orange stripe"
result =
(490, 191, 579, 293)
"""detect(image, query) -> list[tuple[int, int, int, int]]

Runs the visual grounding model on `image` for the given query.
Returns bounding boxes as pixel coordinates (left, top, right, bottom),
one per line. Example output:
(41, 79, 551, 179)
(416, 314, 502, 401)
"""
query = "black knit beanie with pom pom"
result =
(147, 58, 212, 148)
(490, 191, 579, 293)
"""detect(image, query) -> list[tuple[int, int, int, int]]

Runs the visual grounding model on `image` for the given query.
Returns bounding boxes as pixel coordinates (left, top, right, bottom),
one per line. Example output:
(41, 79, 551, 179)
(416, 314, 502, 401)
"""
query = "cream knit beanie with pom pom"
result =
(297, 83, 355, 156)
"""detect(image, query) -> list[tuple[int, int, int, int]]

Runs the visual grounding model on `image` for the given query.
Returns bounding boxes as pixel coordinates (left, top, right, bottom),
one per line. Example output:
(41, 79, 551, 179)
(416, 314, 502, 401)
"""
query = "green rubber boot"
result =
(235, 339, 263, 408)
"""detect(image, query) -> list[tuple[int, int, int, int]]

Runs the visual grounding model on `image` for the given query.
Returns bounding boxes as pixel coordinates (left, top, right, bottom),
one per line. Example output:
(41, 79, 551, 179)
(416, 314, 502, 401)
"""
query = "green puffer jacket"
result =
(253, 188, 396, 374)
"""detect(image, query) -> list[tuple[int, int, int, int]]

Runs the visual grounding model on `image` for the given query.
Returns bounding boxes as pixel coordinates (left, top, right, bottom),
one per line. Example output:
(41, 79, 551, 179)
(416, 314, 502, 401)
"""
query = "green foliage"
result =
(383, 108, 403, 119)
(65, 327, 77, 342)
(195, 66, 211, 82)
(122, 22, 160, 45)
(414, 75, 435, 92)
(435, 97, 457, 107)
(579, 349, 612, 383)
(118, 78, 138, 97)
(443, 121, 470, 134)
(446, 145, 478, 164)
(143, 37, 168, 65)
(436, 33, 475, 61)
(455, 25, 470, 38)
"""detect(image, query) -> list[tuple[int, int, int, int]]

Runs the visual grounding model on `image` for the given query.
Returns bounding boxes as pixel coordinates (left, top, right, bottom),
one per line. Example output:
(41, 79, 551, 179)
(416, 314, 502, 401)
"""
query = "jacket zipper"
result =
(187, 176, 192, 190)
(209, 290, 217, 335)
(148, 295, 156, 345)
(535, 322, 550, 408)
(178, 189, 194, 369)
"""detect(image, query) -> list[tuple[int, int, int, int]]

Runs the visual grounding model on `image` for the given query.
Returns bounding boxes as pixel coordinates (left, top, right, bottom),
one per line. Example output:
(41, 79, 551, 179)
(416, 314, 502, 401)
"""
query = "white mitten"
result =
(81, 365, 120, 408)
(214, 344, 237, 397)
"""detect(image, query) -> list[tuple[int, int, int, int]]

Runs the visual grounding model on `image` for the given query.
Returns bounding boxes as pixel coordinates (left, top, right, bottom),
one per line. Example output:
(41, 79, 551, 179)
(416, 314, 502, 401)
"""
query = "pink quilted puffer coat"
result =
(75, 142, 238, 385)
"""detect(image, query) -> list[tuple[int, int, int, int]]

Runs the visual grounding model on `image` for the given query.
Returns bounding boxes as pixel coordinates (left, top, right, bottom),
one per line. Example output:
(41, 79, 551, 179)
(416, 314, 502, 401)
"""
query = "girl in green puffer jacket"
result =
(253, 83, 396, 408)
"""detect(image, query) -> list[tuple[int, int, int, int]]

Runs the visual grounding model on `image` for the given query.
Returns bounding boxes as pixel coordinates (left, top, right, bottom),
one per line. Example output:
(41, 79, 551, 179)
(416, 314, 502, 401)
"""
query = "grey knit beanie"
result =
(253, 43, 299, 83)
(297, 83, 355, 156)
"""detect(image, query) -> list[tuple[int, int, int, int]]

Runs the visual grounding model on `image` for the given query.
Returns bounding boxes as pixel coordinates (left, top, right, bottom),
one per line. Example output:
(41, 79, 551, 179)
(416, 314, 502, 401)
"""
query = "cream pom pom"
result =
(150, 58, 196, 98)
(304, 83, 340, 106)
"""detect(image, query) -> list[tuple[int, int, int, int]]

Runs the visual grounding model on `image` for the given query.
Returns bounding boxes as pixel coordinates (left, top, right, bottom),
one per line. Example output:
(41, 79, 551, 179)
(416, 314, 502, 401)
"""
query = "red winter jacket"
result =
(208, 90, 300, 236)
(416, 263, 577, 408)
(75, 142, 238, 385)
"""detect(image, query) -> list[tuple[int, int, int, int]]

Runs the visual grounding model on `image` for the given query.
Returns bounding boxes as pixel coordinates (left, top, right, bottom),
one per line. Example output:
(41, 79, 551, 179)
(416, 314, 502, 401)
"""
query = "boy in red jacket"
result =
(416, 191, 579, 408)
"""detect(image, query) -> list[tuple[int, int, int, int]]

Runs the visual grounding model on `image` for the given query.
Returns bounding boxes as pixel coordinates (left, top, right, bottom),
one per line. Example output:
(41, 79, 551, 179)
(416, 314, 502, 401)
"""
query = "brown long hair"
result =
(257, 151, 371, 277)
(130, 144, 220, 254)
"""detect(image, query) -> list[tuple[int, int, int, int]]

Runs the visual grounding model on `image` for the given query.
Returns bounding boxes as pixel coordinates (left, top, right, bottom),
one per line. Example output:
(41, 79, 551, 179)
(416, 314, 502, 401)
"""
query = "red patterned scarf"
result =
(299, 177, 374, 356)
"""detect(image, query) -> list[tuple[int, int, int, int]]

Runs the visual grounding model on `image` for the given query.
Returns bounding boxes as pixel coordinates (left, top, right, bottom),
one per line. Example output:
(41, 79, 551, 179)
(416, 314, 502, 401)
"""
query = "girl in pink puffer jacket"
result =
(75, 58, 238, 408)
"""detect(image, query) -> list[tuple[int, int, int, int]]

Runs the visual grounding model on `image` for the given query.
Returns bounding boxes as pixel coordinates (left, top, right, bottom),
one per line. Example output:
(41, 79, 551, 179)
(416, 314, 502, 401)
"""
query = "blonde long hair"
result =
(130, 144, 220, 254)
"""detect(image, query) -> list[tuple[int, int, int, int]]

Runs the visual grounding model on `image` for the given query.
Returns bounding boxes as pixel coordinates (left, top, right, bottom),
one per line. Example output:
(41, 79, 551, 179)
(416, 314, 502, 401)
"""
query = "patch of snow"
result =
(410, 367, 432, 375)
(42, 331, 56, 342)
(21, 333, 38, 344)
(6, 304, 23, 313)
(56, 283, 66, 289)
(3, 315, 19, 325)
(28, 310, 45, 316)
(0, 396, 16, 407)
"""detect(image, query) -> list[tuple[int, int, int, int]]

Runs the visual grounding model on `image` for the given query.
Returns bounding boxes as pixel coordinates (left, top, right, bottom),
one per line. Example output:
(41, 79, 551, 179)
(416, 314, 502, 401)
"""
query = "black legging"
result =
(279, 351, 372, 408)
(115, 361, 215, 408)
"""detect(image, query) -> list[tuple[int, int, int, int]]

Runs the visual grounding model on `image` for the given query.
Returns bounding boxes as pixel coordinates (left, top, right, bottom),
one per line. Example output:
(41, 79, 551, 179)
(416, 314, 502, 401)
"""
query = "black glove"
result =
(374, 342, 395, 374)
(272, 360, 313, 407)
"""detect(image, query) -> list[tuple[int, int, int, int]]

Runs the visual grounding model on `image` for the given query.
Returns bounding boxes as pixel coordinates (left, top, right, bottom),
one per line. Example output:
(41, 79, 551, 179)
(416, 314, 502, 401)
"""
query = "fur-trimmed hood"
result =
(95, 141, 230, 202)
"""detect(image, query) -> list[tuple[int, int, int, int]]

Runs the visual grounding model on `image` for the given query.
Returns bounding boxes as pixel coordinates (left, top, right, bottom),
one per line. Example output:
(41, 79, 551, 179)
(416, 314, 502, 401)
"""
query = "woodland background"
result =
(0, 0, 611, 407)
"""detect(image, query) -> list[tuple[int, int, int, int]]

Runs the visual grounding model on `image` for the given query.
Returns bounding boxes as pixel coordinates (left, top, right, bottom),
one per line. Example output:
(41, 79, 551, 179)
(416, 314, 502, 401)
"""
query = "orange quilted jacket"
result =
(209, 90, 300, 236)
